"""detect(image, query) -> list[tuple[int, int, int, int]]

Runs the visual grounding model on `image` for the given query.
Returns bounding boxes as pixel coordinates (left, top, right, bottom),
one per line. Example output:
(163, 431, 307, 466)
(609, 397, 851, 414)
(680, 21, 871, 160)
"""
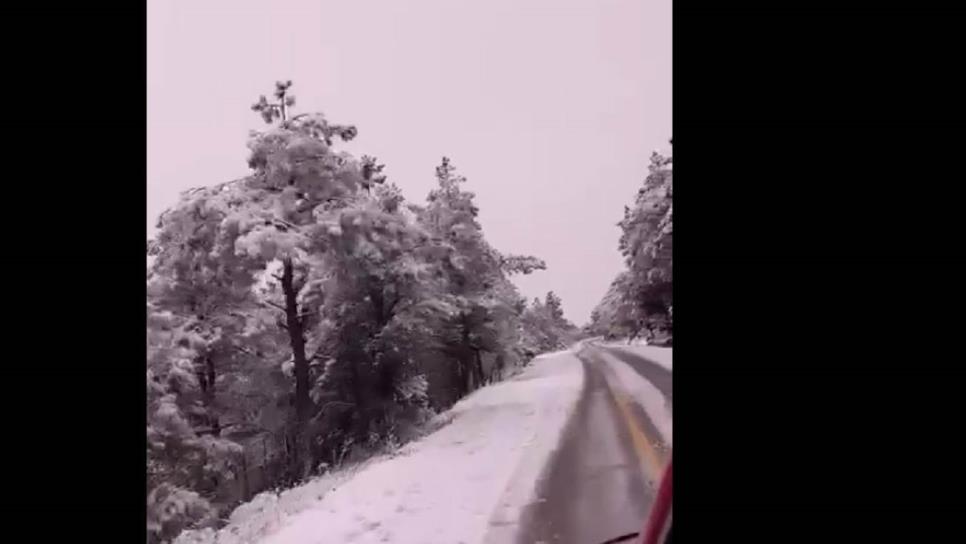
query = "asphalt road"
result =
(514, 344, 672, 544)
(605, 345, 673, 407)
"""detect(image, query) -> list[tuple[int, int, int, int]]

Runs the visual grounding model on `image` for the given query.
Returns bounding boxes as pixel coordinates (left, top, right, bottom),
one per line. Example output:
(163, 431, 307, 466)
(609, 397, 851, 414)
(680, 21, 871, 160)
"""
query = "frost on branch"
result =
(500, 254, 547, 276)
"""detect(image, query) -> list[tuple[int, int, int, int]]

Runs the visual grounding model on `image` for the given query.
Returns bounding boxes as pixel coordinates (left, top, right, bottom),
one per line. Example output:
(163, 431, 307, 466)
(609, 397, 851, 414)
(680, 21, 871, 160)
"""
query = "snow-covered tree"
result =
(150, 81, 373, 482)
(616, 147, 673, 339)
(146, 304, 244, 543)
(587, 271, 640, 339)
(520, 292, 579, 354)
(308, 192, 441, 451)
(544, 291, 565, 322)
(146, 82, 551, 543)
(418, 157, 543, 395)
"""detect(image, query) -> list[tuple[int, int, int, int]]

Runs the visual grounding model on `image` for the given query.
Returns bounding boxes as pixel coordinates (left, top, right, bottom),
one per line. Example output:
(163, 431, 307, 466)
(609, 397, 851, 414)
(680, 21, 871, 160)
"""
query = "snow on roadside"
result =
(481, 351, 585, 544)
(184, 352, 583, 544)
(533, 347, 572, 360)
(174, 461, 375, 544)
(597, 350, 673, 445)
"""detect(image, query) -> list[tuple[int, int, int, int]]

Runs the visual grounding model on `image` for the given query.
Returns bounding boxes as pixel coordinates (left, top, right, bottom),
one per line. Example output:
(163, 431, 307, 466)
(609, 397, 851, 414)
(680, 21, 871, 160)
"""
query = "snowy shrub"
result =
(173, 462, 367, 544)
(147, 484, 216, 544)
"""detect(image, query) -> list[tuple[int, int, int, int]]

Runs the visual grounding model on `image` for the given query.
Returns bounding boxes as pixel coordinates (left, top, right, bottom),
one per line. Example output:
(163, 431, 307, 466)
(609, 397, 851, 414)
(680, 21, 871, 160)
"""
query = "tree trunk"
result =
(459, 319, 474, 394)
(370, 285, 386, 328)
(240, 449, 251, 501)
(195, 355, 220, 436)
(281, 258, 312, 479)
(493, 353, 505, 383)
(205, 356, 220, 435)
(454, 357, 468, 397)
(349, 346, 370, 442)
(473, 349, 485, 386)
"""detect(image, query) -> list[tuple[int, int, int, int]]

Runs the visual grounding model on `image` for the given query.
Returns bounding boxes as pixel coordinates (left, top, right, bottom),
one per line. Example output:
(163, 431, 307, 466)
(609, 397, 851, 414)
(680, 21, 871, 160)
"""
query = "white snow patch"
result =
(194, 352, 583, 544)
(481, 352, 585, 544)
(597, 350, 673, 445)
(532, 348, 572, 360)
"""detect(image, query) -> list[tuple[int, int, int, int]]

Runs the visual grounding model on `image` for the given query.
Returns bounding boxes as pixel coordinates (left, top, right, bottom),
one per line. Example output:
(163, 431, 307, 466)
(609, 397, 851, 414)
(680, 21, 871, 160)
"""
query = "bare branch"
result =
(319, 401, 354, 414)
(385, 295, 400, 318)
(232, 345, 259, 357)
(262, 300, 287, 312)
(307, 347, 328, 363)
(274, 218, 300, 231)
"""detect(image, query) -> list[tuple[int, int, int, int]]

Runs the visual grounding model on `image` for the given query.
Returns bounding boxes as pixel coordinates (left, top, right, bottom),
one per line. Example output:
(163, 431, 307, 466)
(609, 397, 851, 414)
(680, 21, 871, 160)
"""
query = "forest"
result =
(146, 82, 580, 543)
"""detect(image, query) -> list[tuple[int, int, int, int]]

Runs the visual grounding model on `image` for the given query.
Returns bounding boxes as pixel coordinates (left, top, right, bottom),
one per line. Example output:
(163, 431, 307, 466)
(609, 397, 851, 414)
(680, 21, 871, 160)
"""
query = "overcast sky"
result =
(147, 0, 671, 325)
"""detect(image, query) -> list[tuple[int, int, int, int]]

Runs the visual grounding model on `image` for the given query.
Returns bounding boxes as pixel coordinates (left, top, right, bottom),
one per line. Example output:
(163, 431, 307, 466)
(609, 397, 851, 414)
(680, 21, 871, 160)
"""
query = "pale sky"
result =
(147, 0, 671, 325)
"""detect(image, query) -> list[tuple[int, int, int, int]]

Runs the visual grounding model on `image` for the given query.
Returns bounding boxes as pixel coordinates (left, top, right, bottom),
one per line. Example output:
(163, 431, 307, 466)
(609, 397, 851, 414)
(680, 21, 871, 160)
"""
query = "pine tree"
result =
(545, 291, 565, 323)
(520, 293, 579, 354)
(146, 303, 243, 543)
(588, 271, 640, 339)
(418, 157, 545, 393)
(151, 81, 371, 480)
(618, 146, 673, 339)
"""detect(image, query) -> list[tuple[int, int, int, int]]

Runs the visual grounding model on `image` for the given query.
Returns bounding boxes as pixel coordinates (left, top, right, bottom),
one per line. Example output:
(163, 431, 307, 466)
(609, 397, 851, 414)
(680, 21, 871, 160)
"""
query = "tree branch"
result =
(319, 401, 354, 414)
(385, 295, 400, 318)
(274, 218, 300, 231)
(232, 345, 261, 358)
(308, 349, 325, 362)
(262, 300, 287, 312)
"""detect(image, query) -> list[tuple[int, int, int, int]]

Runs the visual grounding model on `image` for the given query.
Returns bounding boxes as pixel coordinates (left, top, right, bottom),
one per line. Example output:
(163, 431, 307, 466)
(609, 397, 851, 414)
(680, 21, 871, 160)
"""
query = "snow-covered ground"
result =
(178, 350, 583, 544)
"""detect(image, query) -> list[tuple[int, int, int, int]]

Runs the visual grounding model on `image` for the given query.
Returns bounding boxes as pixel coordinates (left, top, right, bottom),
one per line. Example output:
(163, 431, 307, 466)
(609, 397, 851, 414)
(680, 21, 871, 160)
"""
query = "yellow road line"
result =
(609, 380, 665, 484)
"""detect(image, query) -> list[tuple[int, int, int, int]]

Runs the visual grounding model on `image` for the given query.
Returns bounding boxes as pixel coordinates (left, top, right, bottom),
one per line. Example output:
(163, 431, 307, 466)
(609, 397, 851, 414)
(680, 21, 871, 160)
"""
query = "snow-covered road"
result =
(176, 342, 673, 544)
(514, 343, 672, 544)
(180, 350, 584, 544)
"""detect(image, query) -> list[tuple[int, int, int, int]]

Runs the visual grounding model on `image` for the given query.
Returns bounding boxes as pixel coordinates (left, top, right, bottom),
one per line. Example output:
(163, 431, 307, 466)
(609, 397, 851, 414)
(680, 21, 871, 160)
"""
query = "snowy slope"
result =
(179, 351, 583, 544)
